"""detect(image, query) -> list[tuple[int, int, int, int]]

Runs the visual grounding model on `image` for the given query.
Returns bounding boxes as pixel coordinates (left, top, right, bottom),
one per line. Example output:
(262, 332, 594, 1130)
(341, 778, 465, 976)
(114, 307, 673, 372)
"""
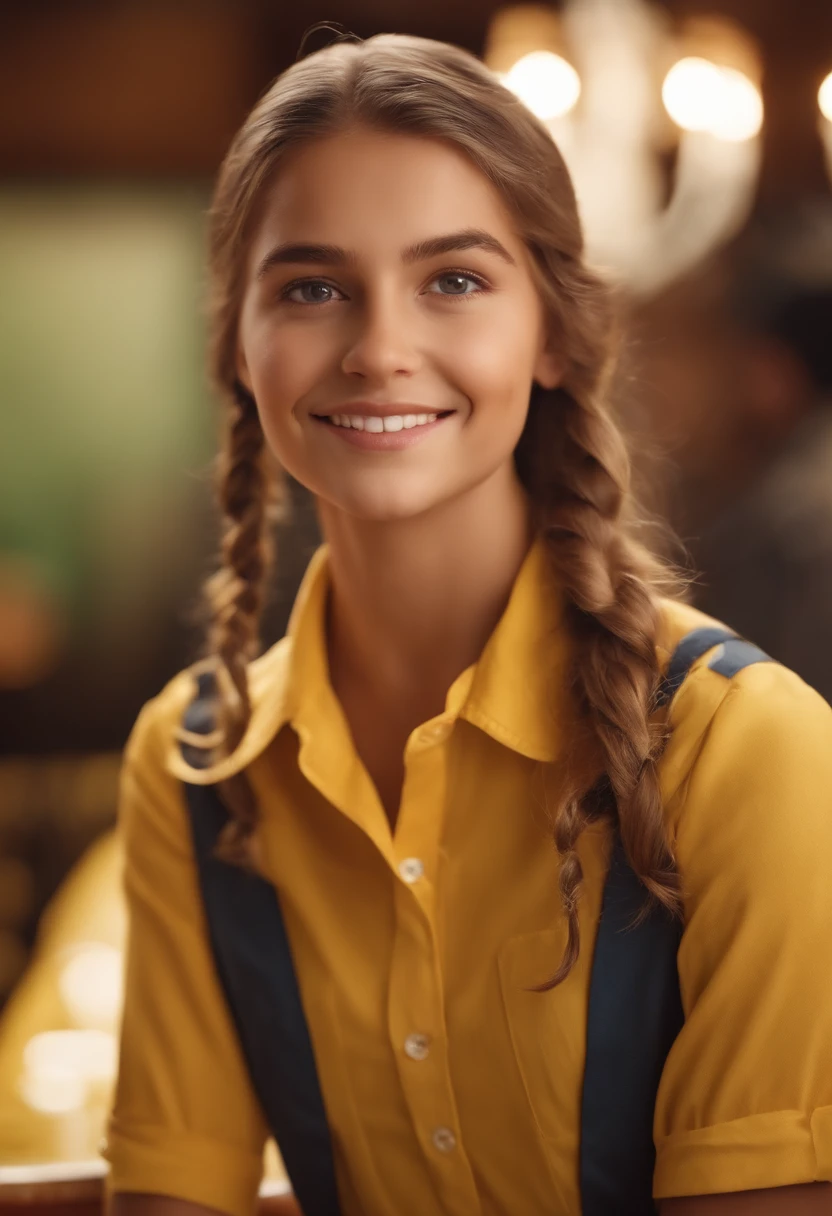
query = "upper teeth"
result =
(326, 413, 439, 432)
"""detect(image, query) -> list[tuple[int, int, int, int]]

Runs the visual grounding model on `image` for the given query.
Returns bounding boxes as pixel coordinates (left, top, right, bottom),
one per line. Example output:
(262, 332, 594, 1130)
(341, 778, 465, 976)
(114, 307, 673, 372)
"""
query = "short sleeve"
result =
(104, 692, 268, 1216)
(653, 660, 832, 1199)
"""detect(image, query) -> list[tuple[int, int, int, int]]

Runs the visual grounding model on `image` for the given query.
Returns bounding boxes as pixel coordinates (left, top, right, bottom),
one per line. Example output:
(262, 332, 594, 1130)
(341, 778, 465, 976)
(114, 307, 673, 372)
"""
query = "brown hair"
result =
(191, 33, 684, 978)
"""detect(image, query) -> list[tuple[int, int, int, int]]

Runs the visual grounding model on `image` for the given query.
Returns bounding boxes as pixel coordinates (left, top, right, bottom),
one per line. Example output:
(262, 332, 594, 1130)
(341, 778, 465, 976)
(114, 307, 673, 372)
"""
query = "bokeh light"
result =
(504, 50, 581, 121)
(663, 57, 763, 142)
(819, 72, 832, 123)
(20, 1029, 117, 1115)
(58, 943, 123, 1031)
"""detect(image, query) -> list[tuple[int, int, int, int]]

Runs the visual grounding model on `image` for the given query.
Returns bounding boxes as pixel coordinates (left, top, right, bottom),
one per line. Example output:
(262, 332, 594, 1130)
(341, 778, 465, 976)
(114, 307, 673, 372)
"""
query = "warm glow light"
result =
(20, 1029, 117, 1115)
(711, 67, 764, 140)
(820, 72, 832, 123)
(662, 58, 724, 132)
(59, 944, 123, 1030)
(663, 57, 762, 142)
(504, 50, 581, 121)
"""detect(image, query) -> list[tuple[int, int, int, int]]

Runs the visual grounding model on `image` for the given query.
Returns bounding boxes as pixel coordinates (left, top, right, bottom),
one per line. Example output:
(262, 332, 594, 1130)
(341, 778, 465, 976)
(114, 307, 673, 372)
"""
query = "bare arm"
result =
(660, 1182, 832, 1214)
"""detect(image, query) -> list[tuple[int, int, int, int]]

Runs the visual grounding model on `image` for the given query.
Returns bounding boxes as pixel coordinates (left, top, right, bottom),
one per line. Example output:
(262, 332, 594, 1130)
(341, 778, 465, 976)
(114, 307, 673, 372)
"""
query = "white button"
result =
(432, 1126, 456, 1153)
(404, 1033, 431, 1061)
(399, 857, 424, 883)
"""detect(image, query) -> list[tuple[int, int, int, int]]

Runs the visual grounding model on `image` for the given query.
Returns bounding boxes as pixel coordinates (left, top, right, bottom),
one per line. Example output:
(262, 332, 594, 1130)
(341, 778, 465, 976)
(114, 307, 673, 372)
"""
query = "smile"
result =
(310, 409, 455, 450)
(315, 412, 450, 432)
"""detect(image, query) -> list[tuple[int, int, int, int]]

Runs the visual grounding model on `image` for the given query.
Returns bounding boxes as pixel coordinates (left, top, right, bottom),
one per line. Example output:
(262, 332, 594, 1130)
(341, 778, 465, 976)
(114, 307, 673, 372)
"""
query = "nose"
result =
(340, 295, 421, 382)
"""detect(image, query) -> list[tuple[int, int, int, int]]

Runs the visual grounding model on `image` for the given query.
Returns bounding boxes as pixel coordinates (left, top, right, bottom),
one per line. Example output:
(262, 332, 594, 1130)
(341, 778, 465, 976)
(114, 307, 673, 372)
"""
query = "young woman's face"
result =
(236, 126, 562, 521)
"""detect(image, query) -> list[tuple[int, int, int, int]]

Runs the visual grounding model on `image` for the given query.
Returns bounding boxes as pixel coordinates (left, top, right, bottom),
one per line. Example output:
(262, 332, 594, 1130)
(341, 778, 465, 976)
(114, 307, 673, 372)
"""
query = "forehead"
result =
(247, 126, 524, 263)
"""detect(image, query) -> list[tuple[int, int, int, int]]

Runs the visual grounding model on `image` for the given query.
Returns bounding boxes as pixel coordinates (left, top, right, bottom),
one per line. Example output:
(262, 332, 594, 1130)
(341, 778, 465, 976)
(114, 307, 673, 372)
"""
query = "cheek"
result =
(247, 322, 328, 409)
(243, 321, 335, 470)
(445, 305, 541, 419)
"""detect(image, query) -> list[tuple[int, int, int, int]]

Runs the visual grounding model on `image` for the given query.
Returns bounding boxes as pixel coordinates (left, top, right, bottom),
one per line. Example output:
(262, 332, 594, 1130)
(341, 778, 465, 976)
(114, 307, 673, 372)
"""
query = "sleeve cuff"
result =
(654, 1106, 832, 1198)
(103, 1120, 264, 1216)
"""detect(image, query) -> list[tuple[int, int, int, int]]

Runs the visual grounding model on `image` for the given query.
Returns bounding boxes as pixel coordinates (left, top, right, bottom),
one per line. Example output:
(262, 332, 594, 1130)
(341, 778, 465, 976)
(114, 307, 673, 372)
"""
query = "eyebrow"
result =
(255, 227, 516, 279)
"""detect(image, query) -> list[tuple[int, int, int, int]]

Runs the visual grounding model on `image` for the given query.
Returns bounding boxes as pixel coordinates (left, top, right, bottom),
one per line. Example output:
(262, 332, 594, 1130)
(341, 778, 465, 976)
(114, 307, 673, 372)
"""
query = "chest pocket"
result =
(499, 835, 685, 1216)
(498, 928, 585, 1187)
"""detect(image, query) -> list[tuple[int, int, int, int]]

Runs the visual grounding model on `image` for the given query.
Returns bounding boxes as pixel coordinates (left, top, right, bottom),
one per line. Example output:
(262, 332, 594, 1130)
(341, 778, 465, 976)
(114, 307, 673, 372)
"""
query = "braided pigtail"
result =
(185, 383, 279, 867)
(517, 267, 684, 989)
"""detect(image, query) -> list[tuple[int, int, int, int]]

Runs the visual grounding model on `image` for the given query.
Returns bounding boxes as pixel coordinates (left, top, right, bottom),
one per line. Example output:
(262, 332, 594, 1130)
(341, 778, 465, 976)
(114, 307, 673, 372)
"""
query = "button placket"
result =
(386, 724, 481, 1214)
(394, 727, 447, 909)
(387, 885, 477, 1211)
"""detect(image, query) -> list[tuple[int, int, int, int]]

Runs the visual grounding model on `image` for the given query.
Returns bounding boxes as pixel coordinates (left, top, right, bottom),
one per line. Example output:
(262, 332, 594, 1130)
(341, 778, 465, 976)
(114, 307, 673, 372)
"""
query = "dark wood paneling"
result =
(0, 4, 264, 174)
(0, 0, 830, 191)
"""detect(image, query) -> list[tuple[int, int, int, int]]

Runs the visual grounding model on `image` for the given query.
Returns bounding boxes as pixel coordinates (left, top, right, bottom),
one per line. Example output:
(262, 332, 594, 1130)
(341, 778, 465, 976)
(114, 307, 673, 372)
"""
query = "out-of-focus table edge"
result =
(0, 1162, 297, 1212)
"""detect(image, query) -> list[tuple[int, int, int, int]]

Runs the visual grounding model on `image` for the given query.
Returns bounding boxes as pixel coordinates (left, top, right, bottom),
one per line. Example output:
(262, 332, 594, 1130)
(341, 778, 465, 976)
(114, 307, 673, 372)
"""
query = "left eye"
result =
(428, 272, 483, 296)
(284, 280, 342, 304)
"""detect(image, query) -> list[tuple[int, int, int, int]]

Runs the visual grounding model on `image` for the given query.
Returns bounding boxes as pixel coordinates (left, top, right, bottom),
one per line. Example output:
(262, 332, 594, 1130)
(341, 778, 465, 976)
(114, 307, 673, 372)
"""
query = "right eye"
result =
(282, 280, 344, 305)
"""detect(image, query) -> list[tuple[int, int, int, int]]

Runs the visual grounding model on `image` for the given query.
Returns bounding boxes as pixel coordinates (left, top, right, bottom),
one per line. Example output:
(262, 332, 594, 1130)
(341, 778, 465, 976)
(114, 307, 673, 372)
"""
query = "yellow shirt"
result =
(105, 540, 832, 1215)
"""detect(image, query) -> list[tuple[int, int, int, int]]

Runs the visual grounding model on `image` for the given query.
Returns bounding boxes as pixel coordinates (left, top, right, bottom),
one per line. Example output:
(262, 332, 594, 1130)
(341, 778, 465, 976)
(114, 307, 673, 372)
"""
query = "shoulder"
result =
(117, 636, 294, 878)
(655, 596, 832, 833)
(654, 595, 727, 667)
(124, 634, 295, 788)
(656, 594, 832, 743)
(653, 598, 832, 933)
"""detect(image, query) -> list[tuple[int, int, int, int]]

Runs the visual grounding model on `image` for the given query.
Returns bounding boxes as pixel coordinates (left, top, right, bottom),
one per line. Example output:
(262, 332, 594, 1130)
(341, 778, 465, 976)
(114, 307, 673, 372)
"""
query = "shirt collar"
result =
(166, 537, 568, 784)
(457, 538, 567, 762)
(286, 537, 569, 764)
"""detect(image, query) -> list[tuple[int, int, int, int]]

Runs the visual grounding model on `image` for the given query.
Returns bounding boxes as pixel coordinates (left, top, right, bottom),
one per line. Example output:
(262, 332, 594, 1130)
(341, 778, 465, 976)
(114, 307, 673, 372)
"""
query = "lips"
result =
(311, 402, 452, 417)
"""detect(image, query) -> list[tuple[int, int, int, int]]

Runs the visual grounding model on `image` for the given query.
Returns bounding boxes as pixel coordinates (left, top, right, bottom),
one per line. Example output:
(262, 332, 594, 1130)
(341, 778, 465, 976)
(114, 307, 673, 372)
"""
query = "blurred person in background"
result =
(103, 33, 832, 1216)
(634, 202, 832, 702)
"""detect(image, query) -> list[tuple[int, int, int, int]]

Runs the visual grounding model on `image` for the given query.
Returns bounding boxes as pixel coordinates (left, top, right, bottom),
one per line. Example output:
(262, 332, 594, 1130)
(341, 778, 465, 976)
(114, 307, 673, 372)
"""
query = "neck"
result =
(318, 464, 534, 715)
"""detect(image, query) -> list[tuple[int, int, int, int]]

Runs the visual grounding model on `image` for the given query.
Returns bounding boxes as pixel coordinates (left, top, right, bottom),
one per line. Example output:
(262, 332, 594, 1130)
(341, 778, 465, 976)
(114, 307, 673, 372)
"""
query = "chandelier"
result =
(484, 0, 826, 297)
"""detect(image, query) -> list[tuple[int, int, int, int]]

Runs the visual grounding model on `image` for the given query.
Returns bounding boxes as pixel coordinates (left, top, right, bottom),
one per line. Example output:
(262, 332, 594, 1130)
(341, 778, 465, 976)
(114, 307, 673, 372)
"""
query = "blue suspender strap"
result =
(579, 835, 684, 1215)
(655, 626, 736, 707)
(181, 671, 341, 1216)
(580, 627, 772, 1214)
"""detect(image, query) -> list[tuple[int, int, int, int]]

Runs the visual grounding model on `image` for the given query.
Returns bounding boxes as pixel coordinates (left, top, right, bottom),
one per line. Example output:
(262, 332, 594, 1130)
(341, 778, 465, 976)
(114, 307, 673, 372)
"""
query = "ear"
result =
(236, 341, 254, 394)
(533, 346, 566, 390)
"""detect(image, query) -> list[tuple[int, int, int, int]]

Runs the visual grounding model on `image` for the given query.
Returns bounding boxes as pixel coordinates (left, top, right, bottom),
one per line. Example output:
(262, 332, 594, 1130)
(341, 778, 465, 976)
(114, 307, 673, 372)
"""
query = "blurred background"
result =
(0, 0, 830, 1180)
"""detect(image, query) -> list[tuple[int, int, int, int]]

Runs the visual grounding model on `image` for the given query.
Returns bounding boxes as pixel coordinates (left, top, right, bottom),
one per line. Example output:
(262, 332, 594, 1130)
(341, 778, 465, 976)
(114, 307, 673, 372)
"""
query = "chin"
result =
(321, 476, 457, 525)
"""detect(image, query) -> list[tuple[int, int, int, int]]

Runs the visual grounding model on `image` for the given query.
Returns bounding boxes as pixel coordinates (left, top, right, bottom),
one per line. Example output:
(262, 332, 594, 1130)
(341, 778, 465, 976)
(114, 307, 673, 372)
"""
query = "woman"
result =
(105, 34, 832, 1216)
